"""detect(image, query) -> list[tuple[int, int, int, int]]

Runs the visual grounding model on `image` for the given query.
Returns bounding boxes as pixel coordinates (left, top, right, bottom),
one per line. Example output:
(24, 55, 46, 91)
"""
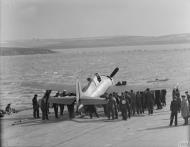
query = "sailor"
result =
(119, 93, 128, 120)
(113, 93, 118, 119)
(41, 90, 51, 120)
(169, 97, 179, 126)
(155, 90, 162, 109)
(59, 90, 66, 116)
(125, 91, 131, 118)
(67, 100, 75, 119)
(161, 89, 167, 106)
(107, 94, 116, 120)
(41, 97, 48, 120)
(140, 91, 145, 114)
(53, 91, 59, 119)
(146, 88, 154, 115)
(136, 91, 142, 115)
(5, 103, 12, 115)
(181, 95, 189, 125)
(100, 93, 108, 116)
(185, 91, 190, 109)
(32, 94, 40, 118)
(130, 90, 136, 116)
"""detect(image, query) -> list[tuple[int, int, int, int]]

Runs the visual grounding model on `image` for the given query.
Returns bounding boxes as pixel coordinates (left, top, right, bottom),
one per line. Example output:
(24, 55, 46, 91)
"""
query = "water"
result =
(1, 44, 190, 110)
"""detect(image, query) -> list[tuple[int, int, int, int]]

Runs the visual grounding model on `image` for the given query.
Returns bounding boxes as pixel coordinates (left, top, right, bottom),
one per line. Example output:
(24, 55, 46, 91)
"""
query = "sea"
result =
(1, 43, 190, 110)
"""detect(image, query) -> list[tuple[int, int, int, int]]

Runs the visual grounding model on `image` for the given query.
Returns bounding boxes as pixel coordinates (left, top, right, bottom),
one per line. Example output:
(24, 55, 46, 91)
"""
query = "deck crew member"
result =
(107, 94, 116, 120)
(136, 91, 142, 115)
(59, 90, 66, 116)
(169, 97, 179, 126)
(32, 94, 40, 118)
(181, 95, 189, 125)
(53, 91, 59, 119)
(119, 94, 128, 120)
(130, 90, 136, 116)
(185, 91, 190, 110)
(146, 88, 154, 115)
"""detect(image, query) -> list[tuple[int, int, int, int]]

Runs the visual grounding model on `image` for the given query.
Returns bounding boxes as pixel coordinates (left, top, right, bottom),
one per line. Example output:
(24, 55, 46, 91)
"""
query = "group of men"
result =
(32, 90, 75, 120)
(101, 88, 167, 120)
(32, 88, 167, 121)
(169, 89, 190, 126)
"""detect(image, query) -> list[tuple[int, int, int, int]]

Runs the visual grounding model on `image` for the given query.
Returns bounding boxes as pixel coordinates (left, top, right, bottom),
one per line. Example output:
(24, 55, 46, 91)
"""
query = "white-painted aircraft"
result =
(21, 67, 172, 107)
(21, 68, 120, 106)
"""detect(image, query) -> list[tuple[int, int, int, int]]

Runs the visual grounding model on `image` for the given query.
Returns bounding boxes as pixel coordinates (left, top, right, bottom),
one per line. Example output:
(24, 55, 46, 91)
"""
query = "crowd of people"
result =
(31, 87, 190, 126)
(32, 88, 168, 121)
(99, 88, 167, 120)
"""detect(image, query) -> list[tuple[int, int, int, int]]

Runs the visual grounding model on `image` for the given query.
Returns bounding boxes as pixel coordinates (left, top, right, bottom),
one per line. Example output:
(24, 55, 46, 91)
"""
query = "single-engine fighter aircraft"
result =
(21, 67, 120, 106)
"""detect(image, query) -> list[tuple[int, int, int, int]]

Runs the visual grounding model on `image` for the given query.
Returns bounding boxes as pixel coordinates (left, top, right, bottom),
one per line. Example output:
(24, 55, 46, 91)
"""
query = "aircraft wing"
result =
(21, 81, 76, 93)
(48, 96, 76, 105)
(80, 96, 107, 105)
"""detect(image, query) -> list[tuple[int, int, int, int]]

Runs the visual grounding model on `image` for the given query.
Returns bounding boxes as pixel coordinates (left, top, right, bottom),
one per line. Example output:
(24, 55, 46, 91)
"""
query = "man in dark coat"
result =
(130, 90, 136, 116)
(41, 98, 48, 120)
(146, 88, 154, 115)
(67, 100, 75, 119)
(155, 90, 162, 109)
(125, 91, 131, 118)
(32, 94, 40, 118)
(41, 90, 51, 120)
(53, 91, 59, 119)
(169, 97, 180, 126)
(119, 94, 128, 120)
(161, 89, 167, 106)
(107, 94, 116, 120)
(136, 91, 142, 115)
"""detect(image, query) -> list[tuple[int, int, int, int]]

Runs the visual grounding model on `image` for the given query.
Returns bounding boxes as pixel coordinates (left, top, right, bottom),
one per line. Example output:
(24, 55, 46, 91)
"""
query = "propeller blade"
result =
(110, 67, 119, 78)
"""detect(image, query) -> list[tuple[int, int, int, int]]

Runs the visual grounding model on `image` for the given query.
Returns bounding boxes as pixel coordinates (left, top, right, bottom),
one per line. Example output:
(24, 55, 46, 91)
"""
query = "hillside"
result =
(1, 33, 190, 50)
(0, 47, 55, 56)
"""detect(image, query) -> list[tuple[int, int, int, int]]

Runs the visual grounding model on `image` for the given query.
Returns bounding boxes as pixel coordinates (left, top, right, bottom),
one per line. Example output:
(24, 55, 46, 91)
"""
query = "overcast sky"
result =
(1, 0, 190, 41)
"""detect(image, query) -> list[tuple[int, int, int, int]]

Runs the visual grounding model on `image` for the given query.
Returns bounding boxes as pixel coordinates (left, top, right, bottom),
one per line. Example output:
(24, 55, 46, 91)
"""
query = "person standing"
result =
(130, 90, 136, 116)
(185, 91, 190, 110)
(136, 91, 142, 115)
(107, 94, 116, 120)
(169, 97, 179, 126)
(32, 94, 40, 118)
(146, 88, 154, 115)
(181, 95, 189, 125)
(155, 90, 162, 109)
(53, 91, 59, 119)
(119, 94, 128, 120)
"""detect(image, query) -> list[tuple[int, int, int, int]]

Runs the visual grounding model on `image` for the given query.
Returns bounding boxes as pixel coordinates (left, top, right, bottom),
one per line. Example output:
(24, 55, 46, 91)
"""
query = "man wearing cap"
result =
(32, 94, 40, 118)
(146, 88, 154, 115)
(181, 95, 189, 125)
(185, 91, 190, 109)
(169, 97, 179, 126)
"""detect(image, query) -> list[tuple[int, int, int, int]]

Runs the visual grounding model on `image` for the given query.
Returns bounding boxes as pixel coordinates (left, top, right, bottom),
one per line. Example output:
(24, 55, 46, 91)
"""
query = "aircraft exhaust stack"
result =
(109, 67, 119, 78)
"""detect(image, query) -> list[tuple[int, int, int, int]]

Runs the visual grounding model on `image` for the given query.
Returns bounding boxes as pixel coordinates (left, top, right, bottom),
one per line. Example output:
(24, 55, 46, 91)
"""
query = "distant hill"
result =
(1, 33, 190, 49)
(0, 47, 55, 56)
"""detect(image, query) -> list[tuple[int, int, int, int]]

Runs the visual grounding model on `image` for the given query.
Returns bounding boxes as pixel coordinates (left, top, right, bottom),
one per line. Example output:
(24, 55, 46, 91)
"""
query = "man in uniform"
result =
(169, 97, 180, 126)
(120, 93, 128, 120)
(53, 91, 59, 119)
(32, 94, 40, 118)
(146, 88, 154, 115)
(107, 94, 116, 120)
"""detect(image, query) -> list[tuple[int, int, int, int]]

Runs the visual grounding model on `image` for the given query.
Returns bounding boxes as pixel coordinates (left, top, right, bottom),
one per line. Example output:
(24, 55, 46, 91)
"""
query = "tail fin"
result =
(76, 79, 83, 104)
